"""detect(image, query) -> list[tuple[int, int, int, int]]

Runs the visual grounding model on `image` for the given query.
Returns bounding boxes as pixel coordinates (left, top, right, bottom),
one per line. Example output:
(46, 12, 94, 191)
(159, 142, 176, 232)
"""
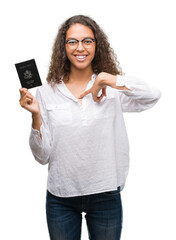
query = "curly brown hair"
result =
(47, 15, 123, 84)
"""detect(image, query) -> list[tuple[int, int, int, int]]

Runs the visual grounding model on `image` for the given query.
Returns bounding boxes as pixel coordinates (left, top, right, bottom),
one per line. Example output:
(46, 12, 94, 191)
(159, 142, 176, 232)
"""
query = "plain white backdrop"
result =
(1, 0, 176, 239)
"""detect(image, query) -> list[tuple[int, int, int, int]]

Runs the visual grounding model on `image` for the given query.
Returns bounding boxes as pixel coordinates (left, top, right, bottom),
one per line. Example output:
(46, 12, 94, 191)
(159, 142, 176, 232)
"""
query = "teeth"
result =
(76, 56, 86, 59)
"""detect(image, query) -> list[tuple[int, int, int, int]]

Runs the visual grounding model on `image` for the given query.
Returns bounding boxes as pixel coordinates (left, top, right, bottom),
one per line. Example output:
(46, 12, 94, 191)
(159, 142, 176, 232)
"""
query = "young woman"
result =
(19, 15, 161, 240)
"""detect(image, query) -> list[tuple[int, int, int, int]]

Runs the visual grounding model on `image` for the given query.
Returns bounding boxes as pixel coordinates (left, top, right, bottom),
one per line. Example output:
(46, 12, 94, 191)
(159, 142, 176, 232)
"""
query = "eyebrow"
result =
(66, 37, 94, 40)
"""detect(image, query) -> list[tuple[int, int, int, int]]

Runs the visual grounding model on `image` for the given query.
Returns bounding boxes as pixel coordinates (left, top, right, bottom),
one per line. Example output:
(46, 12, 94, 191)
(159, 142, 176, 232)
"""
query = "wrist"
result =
(32, 112, 41, 120)
(32, 113, 42, 132)
(98, 72, 117, 88)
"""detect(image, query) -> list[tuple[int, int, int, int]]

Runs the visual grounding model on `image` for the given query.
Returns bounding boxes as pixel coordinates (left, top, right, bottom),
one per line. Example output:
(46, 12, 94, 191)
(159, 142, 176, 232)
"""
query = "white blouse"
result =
(29, 74, 161, 197)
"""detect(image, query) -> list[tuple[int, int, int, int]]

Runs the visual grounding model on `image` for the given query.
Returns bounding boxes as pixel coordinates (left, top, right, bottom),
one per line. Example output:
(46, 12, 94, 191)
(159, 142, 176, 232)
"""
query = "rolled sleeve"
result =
(116, 75, 161, 112)
(29, 89, 52, 165)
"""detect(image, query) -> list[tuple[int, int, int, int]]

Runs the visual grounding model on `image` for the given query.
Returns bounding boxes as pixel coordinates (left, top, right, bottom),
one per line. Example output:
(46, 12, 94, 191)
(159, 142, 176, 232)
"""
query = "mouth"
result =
(74, 55, 88, 62)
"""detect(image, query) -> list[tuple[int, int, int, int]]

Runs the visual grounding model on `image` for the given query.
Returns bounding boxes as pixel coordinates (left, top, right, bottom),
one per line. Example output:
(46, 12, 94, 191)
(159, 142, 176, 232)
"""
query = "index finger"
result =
(19, 88, 28, 97)
(78, 89, 91, 99)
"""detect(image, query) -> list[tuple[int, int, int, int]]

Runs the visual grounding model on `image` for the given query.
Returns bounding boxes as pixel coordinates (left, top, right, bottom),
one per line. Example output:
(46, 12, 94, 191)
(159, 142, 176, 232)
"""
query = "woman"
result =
(19, 15, 161, 240)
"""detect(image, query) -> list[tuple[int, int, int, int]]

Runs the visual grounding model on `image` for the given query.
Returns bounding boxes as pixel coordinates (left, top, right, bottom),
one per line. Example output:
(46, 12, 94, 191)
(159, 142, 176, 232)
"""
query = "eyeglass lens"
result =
(66, 38, 95, 49)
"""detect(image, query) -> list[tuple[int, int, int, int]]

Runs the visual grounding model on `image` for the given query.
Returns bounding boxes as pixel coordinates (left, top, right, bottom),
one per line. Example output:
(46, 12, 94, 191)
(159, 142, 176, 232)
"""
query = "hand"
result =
(79, 72, 130, 102)
(78, 73, 107, 102)
(19, 88, 40, 115)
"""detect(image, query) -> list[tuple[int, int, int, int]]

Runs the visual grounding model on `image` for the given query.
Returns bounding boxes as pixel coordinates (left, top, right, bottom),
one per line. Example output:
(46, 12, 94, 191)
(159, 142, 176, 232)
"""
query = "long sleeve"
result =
(116, 75, 161, 112)
(29, 89, 52, 165)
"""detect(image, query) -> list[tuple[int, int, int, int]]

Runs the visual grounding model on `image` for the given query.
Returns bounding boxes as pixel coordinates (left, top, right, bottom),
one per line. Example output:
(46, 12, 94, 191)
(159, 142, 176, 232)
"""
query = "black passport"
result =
(15, 59, 42, 89)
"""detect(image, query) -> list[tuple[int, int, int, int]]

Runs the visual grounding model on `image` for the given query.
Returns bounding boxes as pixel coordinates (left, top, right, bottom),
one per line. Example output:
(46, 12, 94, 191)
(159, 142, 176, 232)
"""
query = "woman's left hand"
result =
(79, 72, 115, 102)
(79, 72, 130, 102)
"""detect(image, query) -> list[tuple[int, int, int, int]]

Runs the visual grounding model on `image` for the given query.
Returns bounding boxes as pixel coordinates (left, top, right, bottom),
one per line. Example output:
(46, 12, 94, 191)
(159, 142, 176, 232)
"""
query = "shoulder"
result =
(35, 82, 60, 104)
(37, 81, 53, 91)
(37, 82, 58, 95)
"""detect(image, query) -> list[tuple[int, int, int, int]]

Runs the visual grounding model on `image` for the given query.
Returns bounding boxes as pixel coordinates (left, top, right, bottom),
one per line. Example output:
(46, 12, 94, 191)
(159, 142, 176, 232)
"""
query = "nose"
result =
(76, 41, 85, 51)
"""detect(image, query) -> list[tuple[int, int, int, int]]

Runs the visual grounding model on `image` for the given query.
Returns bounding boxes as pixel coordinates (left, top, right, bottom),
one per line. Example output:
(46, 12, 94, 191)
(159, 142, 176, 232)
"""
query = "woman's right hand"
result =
(19, 88, 40, 115)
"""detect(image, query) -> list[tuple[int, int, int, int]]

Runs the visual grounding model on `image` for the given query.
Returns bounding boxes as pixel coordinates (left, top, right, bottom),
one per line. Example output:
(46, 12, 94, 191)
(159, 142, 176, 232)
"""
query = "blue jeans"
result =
(46, 187, 123, 240)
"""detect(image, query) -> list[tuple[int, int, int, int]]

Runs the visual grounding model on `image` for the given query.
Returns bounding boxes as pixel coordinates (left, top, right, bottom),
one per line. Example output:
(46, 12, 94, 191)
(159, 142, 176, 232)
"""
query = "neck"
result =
(68, 66, 94, 84)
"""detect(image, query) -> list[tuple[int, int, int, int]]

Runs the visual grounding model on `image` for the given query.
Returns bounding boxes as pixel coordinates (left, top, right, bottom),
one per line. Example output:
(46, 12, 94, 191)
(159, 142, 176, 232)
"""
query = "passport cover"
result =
(15, 59, 42, 89)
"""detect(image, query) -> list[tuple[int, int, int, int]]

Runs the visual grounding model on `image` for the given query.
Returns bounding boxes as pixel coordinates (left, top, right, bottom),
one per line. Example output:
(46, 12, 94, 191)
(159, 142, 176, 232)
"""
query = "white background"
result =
(0, 0, 176, 239)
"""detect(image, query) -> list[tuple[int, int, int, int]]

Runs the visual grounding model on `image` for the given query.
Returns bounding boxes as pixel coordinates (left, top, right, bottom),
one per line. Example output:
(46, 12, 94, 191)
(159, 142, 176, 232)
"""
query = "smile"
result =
(74, 55, 88, 62)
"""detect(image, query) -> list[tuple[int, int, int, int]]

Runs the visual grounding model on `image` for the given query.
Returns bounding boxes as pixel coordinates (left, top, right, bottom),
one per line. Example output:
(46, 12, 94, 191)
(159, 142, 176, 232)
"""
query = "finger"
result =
(19, 88, 28, 97)
(19, 88, 28, 93)
(93, 93, 103, 102)
(26, 95, 33, 104)
(93, 88, 107, 102)
(97, 94, 104, 101)
(78, 89, 91, 99)
(26, 98, 33, 105)
(19, 88, 28, 92)
(25, 92, 33, 100)
(21, 92, 34, 104)
(102, 87, 106, 96)
(20, 97, 32, 107)
(20, 92, 33, 101)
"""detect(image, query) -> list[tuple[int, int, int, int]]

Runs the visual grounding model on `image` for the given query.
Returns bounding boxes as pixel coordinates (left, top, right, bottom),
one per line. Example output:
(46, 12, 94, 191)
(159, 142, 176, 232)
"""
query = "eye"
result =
(83, 39, 94, 44)
(67, 39, 77, 45)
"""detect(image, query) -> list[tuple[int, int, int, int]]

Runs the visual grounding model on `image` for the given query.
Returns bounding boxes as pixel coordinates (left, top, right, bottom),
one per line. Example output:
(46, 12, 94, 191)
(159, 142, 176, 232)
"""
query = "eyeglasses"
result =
(65, 37, 96, 49)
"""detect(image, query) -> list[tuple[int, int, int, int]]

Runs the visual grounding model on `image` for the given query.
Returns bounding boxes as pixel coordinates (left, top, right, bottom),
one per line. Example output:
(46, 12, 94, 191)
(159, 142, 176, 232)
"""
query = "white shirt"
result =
(29, 74, 161, 197)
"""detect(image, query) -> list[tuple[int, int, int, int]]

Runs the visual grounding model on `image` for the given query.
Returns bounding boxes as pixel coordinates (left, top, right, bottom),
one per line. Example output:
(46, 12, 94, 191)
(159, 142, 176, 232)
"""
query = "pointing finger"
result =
(78, 89, 91, 99)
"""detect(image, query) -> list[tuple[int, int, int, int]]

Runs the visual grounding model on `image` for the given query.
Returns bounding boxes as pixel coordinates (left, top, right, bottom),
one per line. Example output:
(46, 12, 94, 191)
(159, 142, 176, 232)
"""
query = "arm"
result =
(19, 88, 42, 136)
(79, 72, 161, 112)
(115, 74, 161, 112)
(29, 89, 52, 165)
(32, 113, 42, 135)
(79, 72, 130, 102)
(19, 88, 52, 164)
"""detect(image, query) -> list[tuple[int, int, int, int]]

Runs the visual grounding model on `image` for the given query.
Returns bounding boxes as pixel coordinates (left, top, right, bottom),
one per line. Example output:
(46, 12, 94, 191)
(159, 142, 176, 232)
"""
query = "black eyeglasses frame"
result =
(65, 37, 96, 44)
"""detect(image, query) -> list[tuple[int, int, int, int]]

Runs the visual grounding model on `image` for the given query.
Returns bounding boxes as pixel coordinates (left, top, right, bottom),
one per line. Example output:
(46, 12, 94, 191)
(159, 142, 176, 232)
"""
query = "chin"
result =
(71, 62, 92, 71)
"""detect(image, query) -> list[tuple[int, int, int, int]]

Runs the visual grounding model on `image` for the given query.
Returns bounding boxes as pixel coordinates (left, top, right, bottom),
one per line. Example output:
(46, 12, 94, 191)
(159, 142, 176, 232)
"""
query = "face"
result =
(65, 23, 96, 71)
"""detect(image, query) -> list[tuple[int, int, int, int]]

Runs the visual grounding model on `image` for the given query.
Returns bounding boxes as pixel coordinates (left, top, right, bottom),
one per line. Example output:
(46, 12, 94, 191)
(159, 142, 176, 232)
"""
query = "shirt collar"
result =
(56, 73, 97, 103)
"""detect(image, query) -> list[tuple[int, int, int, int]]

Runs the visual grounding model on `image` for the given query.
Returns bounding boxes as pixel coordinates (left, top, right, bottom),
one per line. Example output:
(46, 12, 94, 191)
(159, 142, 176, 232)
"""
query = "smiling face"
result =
(65, 23, 96, 72)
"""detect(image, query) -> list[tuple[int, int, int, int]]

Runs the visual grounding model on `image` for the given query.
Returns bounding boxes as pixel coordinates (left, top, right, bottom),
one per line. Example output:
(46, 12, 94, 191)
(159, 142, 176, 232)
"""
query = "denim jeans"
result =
(46, 187, 123, 240)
